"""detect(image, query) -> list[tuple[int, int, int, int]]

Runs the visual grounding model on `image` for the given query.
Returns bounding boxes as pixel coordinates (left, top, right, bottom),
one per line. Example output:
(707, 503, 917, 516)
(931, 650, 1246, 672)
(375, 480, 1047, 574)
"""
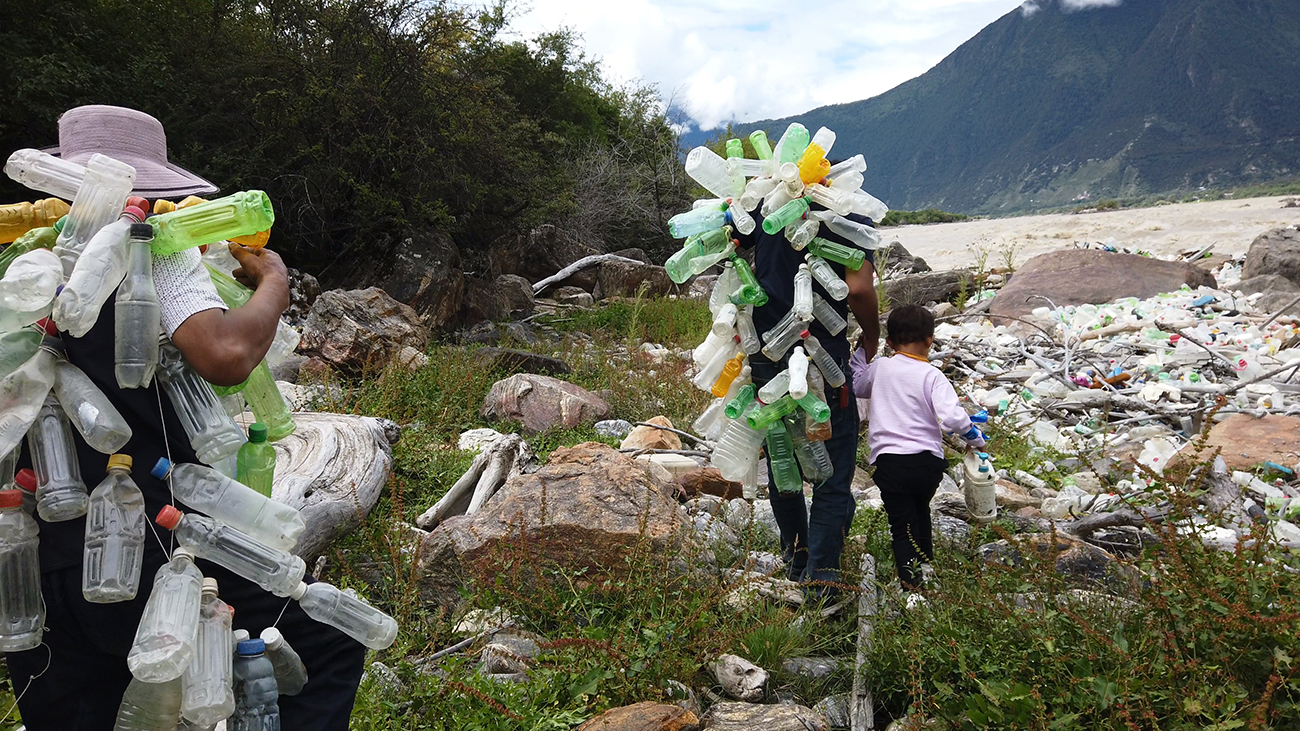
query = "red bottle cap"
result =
(122, 205, 147, 223)
(800, 329, 811, 339)
(0, 490, 22, 509)
(156, 505, 183, 529)
(14, 469, 36, 492)
(126, 196, 150, 213)
(37, 318, 58, 337)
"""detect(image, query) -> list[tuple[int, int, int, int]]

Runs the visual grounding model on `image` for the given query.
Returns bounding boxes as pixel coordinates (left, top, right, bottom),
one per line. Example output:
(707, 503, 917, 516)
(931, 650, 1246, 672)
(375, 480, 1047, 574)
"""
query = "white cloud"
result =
(507, 0, 1029, 129)
(1061, 0, 1123, 8)
(1020, 1, 1041, 17)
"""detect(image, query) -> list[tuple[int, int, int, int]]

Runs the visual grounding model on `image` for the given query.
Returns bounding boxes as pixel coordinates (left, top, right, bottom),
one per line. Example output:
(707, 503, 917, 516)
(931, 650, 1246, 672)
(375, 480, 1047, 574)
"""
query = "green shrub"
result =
(879, 209, 972, 227)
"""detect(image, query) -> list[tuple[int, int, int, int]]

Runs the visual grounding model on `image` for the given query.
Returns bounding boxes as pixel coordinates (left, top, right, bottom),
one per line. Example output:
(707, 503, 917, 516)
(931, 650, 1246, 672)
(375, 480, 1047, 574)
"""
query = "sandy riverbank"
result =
(886, 195, 1300, 271)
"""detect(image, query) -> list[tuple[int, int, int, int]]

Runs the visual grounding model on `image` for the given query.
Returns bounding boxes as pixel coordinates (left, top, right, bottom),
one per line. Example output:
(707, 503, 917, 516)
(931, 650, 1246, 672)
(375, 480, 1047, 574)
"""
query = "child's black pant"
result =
(873, 451, 949, 589)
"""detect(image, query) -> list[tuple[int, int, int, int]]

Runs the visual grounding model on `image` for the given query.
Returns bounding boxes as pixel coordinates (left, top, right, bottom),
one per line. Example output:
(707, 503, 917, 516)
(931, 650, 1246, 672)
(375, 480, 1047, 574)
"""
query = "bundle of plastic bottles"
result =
(662, 123, 888, 495)
(0, 147, 398, 727)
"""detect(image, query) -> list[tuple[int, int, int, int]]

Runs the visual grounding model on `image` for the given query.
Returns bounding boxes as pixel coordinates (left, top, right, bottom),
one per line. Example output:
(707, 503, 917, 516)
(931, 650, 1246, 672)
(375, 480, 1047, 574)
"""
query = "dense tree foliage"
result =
(0, 0, 690, 279)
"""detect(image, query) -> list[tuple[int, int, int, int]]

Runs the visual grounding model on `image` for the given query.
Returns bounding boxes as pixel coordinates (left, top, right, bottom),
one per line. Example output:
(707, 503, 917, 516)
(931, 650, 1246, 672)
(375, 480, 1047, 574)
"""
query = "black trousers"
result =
(4, 555, 367, 730)
(873, 451, 949, 589)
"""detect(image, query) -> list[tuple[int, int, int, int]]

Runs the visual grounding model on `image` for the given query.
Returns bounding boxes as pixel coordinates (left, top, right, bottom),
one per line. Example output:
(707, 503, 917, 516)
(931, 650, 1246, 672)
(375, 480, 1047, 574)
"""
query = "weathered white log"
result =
(417, 450, 490, 530)
(253, 413, 394, 559)
(712, 654, 768, 702)
(851, 553, 876, 731)
(531, 254, 643, 295)
(417, 432, 536, 530)
(466, 434, 527, 514)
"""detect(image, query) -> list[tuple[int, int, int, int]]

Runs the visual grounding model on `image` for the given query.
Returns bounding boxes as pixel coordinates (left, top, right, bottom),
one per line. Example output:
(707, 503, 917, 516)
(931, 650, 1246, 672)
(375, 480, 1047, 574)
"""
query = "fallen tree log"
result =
(532, 254, 644, 295)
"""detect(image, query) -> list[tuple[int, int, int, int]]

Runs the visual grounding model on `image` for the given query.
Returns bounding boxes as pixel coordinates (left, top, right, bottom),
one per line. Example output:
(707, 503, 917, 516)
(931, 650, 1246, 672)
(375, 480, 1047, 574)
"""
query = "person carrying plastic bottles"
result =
(3, 105, 366, 731)
(733, 180, 880, 601)
(849, 305, 986, 593)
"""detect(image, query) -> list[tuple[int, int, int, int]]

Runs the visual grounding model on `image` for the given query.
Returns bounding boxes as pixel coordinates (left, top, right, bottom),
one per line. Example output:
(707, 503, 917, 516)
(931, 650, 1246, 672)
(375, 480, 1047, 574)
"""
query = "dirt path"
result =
(886, 196, 1300, 271)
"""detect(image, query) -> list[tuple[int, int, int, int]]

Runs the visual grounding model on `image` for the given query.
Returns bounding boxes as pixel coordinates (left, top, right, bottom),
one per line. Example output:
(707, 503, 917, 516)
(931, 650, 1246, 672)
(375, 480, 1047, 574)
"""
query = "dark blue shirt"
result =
(734, 207, 875, 365)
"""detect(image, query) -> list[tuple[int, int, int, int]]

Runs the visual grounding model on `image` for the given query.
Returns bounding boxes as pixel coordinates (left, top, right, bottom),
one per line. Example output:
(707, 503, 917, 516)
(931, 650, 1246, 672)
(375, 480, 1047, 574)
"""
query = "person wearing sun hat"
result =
(4, 105, 366, 731)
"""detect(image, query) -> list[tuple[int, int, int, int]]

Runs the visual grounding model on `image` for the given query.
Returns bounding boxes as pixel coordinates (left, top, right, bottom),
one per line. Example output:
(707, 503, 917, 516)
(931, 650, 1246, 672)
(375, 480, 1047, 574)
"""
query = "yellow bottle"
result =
(0, 198, 71, 244)
(171, 196, 269, 248)
(797, 143, 830, 185)
(711, 354, 746, 398)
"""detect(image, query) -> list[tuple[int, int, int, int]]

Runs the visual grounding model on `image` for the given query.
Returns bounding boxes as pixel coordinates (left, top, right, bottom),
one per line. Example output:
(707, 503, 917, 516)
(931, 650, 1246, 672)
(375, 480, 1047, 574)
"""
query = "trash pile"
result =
(660, 123, 887, 497)
(0, 147, 397, 726)
(931, 265, 1300, 549)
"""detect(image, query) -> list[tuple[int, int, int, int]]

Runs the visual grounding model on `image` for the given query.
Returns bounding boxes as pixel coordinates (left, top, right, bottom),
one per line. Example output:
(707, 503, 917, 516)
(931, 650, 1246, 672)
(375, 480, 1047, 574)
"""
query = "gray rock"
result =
(480, 642, 530, 674)
(711, 654, 768, 702)
(933, 514, 973, 547)
(594, 419, 634, 439)
(720, 499, 754, 534)
(270, 353, 307, 384)
(394, 345, 430, 372)
(1235, 274, 1300, 296)
(750, 500, 782, 546)
(501, 321, 541, 345)
(886, 269, 974, 307)
(881, 241, 931, 275)
(1243, 226, 1300, 285)
(473, 347, 569, 376)
(555, 286, 595, 308)
(703, 701, 827, 731)
(930, 491, 970, 521)
(362, 661, 404, 694)
(664, 680, 703, 718)
(379, 230, 465, 333)
(684, 495, 724, 516)
(688, 275, 719, 301)
(593, 260, 677, 299)
(459, 274, 537, 327)
(461, 321, 501, 345)
(489, 224, 599, 287)
(812, 694, 851, 729)
(744, 551, 785, 576)
(285, 268, 321, 324)
(781, 657, 841, 679)
(299, 287, 431, 374)
(480, 373, 611, 434)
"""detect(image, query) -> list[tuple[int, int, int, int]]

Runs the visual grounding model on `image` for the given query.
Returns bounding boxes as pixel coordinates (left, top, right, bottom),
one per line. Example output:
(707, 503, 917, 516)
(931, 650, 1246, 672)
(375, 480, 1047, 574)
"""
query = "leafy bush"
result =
(880, 209, 972, 227)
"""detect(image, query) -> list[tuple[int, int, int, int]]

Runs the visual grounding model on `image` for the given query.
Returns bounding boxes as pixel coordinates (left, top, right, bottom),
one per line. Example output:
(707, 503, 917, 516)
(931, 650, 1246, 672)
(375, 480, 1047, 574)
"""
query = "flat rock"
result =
(621, 416, 683, 451)
(1243, 226, 1300, 284)
(996, 479, 1041, 510)
(577, 702, 700, 731)
(1235, 274, 1300, 297)
(702, 701, 827, 731)
(887, 269, 973, 307)
(481, 373, 611, 434)
(990, 250, 1216, 320)
(299, 287, 431, 373)
(473, 347, 570, 376)
(980, 534, 1133, 590)
(1200, 414, 1300, 470)
(677, 467, 743, 501)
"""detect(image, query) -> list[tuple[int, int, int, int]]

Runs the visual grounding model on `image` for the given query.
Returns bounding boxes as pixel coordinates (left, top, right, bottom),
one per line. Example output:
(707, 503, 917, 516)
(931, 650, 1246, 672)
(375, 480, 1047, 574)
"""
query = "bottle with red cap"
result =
(152, 458, 302, 551)
(155, 505, 304, 597)
(181, 578, 235, 727)
(29, 392, 89, 522)
(0, 488, 43, 652)
(53, 154, 137, 278)
(128, 547, 204, 682)
(14, 468, 36, 515)
(115, 221, 161, 389)
(53, 200, 149, 338)
(83, 454, 147, 603)
(0, 333, 59, 460)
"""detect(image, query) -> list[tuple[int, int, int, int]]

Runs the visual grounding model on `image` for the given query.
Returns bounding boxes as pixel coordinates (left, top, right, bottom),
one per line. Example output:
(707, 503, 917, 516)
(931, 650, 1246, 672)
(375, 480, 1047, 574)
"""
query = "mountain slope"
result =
(730, 0, 1300, 214)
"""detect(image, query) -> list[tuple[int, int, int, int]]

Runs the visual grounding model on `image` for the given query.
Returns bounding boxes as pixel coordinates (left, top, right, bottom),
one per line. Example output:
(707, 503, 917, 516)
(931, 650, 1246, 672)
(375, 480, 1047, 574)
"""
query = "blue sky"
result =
(506, 0, 1033, 129)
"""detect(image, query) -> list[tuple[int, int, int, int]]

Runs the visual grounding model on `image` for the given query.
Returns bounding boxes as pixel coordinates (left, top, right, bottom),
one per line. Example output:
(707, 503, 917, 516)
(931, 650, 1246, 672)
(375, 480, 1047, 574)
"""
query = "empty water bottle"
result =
(83, 454, 147, 603)
(683, 146, 744, 200)
(291, 581, 398, 649)
(827, 155, 866, 178)
(156, 506, 305, 597)
(765, 420, 803, 494)
(730, 257, 768, 307)
(692, 329, 730, 369)
(773, 123, 810, 165)
(147, 191, 275, 257)
(788, 347, 809, 400)
(727, 201, 756, 236)
(260, 627, 308, 696)
(5, 148, 87, 201)
(792, 265, 814, 319)
(849, 190, 889, 221)
(232, 638, 280, 730)
(805, 368, 833, 440)
(116, 223, 161, 389)
(152, 459, 303, 551)
(666, 205, 728, 240)
(762, 197, 810, 236)
(738, 176, 778, 211)
(128, 547, 204, 682)
(53, 154, 136, 277)
(29, 394, 89, 522)
(810, 294, 847, 335)
(802, 333, 847, 388)
(805, 254, 849, 301)
(181, 578, 235, 727)
(691, 397, 728, 441)
(709, 262, 740, 316)
(711, 303, 738, 337)
(53, 358, 133, 453)
(54, 204, 148, 337)
(0, 337, 57, 458)
(115, 677, 183, 731)
(757, 370, 791, 403)
(0, 489, 43, 651)
(711, 408, 765, 482)
(760, 183, 798, 219)
(825, 215, 882, 250)
(746, 394, 799, 431)
(805, 183, 853, 216)
(0, 248, 62, 312)
(0, 326, 42, 379)
(239, 363, 295, 442)
(785, 219, 819, 251)
(786, 413, 834, 483)
(760, 309, 809, 361)
(725, 384, 757, 419)
(157, 341, 247, 470)
(693, 345, 737, 392)
(237, 423, 276, 498)
(736, 305, 761, 355)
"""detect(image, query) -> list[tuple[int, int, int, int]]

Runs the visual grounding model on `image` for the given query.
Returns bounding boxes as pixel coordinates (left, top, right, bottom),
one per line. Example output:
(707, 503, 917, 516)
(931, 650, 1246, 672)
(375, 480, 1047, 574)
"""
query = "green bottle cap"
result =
(53, 215, 67, 233)
(248, 423, 268, 443)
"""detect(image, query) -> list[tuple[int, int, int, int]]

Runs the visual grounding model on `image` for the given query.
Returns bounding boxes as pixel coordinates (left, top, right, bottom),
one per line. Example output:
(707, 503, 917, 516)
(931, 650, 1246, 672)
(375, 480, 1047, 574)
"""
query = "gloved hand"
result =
(961, 424, 987, 448)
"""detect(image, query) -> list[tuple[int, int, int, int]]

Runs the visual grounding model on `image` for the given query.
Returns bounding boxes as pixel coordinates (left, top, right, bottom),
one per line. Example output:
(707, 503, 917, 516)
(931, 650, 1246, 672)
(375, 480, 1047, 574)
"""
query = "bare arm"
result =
(846, 260, 879, 361)
(171, 244, 289, 387)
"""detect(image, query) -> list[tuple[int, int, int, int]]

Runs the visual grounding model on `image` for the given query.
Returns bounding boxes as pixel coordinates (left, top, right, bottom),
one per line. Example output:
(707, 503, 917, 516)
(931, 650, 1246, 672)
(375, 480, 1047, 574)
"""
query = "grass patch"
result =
(879, 209, 972, 227)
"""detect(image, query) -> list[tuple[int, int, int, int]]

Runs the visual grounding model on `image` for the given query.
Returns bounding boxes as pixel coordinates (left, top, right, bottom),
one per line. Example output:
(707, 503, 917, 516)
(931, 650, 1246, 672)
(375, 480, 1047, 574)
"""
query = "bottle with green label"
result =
(236, 423, 276, 498)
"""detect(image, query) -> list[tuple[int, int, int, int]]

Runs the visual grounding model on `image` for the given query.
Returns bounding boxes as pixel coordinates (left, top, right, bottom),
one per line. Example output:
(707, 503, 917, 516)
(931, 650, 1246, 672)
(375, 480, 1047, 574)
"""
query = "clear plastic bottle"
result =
(758, 370, 791, 404)
(0, 297, 51, 336)
(827, 155, 866, 178)
(760, 309, 810, 362)
(239, 362, 295, 442)
(83, 454, 147, 603)
(692, 345, 737, 392)
(738, 176, 778, 212)
(786, 413, 833, 484)
(805, 368, 833, 440)
(0, 326, 42, 381)
(181, 578, 236, 727)
(805, 254, 849, 301)
(53, 154, 136, 278)
(30, 394, 89, 522)
(690, 397, 728, 441)
(793, 265, 814, 320)
(115, 677, 183, 731)
(727, 201, 756, 236)
(0, 445, 14, 489)
(147, 191, 275, 257)
(692, 330, 730, 369)
(0, 338, 57, 458)
(805, 183, 853, 216)
(761, 197, 810, 236)
(4, 148, 87, 201)
(116, 223, 161, 389)
(0, 248, 62, 312)
(760, 183, 797, 219)
(802, 333, 847, 387)
(128, 548, 204, 683)
(683, 146, 744, 200)
(53, 358, 133, 453)
(157, 340, 247, 469)
(237, 423, 276, 498)
(264, 321, 301, 369)
(0, 489, 43, 651)
(849, 190, 889, 222)
(735, 305, 761, 355)
(152, 459, 303, 552)
(746, 394, 799, 431)
(825, 215, 883, 249)
(54, 204, 148, 337)
(711, 302, 738, 337)
(291, 581, 398, 649)
(156, 506, 305, 597)
(15, 468, 37, 515)
(765, 420, 803, 494)
(666, 205, 728, 240)
(232, 638, 280, 729)
(785, 219, 819, 251)
(260, 627, 308, 696)
(788, 346, 809, 400)
(711, 405, 765, 482)
(811, 294, 847, 335)
(0, 225, 58, 280)
(709, 262, 740, 316)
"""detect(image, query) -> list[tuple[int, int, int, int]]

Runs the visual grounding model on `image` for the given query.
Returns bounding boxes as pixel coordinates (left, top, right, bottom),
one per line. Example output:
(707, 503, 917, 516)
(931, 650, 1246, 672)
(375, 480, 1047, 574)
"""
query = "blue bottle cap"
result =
(150, 457, 173, 480)
(237, 638, 266, 656)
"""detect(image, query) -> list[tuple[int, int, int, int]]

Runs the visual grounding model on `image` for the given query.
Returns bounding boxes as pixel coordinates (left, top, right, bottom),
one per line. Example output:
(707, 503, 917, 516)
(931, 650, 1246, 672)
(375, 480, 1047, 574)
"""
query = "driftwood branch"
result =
(417, 434, 533, 530)
(851, 553, 876, 731)
(532, 254, 643, 295)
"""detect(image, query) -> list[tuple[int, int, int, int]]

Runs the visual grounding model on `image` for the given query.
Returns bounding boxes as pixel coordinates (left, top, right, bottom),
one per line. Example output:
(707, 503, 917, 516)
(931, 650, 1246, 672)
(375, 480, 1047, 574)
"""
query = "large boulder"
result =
(594, 260, 676, 300)
(473, 347, 569, 376)
(299, 288, 431, 373)
(1243, 226, 1300, 284)
(576, 702, 699, 731)
(886, 269, 973, 307)
(702, 702, 826, 731)
(621, 416, 683, 451)
(481, 374, 612, 433)
(490, 224, 599, 287)
(379, 230, 465, 332)
(459, 275, 536, 327)
(1200, 414, 1300, 470)
(980, 534, 1133, 590)
(415, 443, 691, 611)
(880, 241, 931, 275)
(990, 250, 1216, 320)
(1234, 274, 1299, 297)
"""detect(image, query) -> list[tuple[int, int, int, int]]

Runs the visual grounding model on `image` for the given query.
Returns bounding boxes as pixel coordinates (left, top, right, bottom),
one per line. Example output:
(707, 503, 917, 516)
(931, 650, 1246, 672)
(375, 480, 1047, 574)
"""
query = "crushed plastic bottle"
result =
(83, 454, 147, 603)
(54, 204, 148, 337)
(711, 408, 766, 483)
(0, 225, 58, 281)
(231, 638, 280, 729)
(0, 248, 62, 312)
(290, 581, 398, 650)
(786, 412, 833, 483)
(152, 459, 304, 552)
(128, 547, 204, 682)
(0, 338, 58, 458)
(181, 578, 236, 727)
(115, 222, 161, 389)
(156, 506, 305, 597)
(260, 627, 308, 696)
(0, 488, 43, 651)
(30, 394, 90, 522)
(53, 358, 133, 453)
(53, 154, 136, 277)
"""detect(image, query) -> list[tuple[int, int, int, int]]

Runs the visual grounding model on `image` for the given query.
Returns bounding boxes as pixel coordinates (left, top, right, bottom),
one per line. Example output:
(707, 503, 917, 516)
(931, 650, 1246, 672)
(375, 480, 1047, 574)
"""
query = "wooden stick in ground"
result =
(851, 553, 877, 731)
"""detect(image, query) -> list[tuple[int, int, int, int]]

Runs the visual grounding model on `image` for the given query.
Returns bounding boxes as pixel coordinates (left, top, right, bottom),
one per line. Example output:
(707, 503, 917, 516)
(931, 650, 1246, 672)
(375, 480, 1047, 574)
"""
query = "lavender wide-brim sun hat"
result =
(42, 104, 219, 199)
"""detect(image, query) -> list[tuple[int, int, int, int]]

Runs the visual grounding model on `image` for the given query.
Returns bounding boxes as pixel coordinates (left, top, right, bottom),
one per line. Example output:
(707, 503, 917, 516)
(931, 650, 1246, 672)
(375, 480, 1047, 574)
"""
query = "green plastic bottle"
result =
(725, 139, 745, 159)
(748, 130, 773, 161)
(236, 423, 276, 497)
(746, 394, 798, 431)
(664, 228, 731, 284)
(0, 225, 58, 280)
(148, 191, 274, 256)
(724, 384, 757, 419)
(807, 237, 866, 271)
(761, 197, 811, 235)
(729, 256, 768, 307)
(765, 419, 803, 494)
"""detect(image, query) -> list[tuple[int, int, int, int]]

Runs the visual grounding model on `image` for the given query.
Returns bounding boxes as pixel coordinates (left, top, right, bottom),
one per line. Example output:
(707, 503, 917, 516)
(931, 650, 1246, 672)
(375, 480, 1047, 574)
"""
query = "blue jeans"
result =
(750, 356, 860, 588)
